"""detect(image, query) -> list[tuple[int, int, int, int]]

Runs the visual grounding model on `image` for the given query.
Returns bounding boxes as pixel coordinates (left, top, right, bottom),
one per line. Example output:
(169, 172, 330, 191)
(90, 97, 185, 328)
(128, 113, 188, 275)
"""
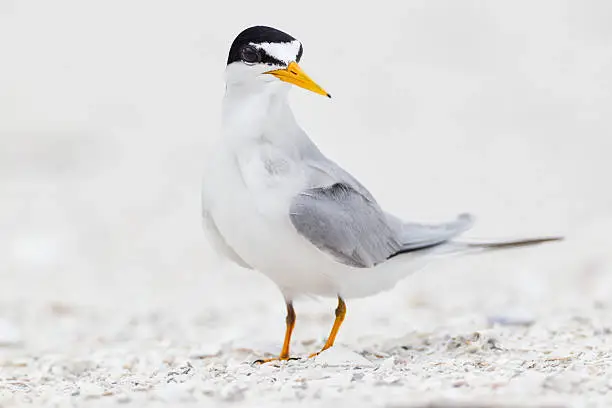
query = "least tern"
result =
(201, 26, 562, 362)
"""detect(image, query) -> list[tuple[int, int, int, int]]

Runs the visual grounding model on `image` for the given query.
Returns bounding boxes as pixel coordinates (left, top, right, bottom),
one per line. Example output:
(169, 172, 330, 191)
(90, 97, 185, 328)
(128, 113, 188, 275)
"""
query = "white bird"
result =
(201, 26, 562, 362)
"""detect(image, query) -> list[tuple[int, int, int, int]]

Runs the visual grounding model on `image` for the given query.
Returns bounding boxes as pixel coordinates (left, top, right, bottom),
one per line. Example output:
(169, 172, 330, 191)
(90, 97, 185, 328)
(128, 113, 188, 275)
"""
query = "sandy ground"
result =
(1, 1, 612, 407)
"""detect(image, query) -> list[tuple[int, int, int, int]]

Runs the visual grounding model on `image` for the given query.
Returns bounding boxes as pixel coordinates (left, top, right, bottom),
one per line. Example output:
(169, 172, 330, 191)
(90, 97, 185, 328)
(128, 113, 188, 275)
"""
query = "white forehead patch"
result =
(253, 40, 301, 65)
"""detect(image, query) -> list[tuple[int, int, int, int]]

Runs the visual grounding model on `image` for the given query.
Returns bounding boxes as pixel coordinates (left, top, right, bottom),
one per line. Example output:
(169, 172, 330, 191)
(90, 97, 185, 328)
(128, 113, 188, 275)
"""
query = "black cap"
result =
(227, 26, 303, 66)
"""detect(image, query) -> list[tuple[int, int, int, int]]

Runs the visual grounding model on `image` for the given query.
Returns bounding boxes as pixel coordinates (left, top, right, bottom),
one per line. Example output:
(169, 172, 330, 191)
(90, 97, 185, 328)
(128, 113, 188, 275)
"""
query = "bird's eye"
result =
(240, 46, 260, 64)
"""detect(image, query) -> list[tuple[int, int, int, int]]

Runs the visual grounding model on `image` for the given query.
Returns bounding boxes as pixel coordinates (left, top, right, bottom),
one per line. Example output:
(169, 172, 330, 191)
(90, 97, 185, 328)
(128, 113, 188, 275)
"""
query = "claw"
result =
(253, 356, 299, 365)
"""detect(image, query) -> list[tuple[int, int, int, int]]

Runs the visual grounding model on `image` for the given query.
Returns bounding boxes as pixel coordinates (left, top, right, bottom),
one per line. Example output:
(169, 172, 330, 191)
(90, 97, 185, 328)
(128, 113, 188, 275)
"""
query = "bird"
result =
(201, 25, 562, 362)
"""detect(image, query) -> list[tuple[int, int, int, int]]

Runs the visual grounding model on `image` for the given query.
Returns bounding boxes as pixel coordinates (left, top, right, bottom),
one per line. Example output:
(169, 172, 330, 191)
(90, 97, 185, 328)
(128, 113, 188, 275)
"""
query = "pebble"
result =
(77, 383, 105, 399)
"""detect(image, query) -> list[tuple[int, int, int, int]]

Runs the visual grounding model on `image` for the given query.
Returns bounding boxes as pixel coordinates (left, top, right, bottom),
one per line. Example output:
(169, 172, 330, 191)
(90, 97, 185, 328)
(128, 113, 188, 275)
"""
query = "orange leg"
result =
(309, 297, 346, 358)
(255, 302, 296, 363)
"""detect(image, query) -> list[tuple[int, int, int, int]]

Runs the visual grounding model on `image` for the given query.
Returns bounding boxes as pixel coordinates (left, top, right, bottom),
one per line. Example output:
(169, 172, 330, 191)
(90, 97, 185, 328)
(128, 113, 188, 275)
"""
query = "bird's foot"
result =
(253, 356, 299, 365)
(307, 346, 331, 359)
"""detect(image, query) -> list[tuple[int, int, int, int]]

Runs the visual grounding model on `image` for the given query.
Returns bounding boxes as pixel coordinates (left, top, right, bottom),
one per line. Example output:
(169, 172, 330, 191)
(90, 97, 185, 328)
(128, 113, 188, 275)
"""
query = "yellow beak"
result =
(265, 62, 331, 98)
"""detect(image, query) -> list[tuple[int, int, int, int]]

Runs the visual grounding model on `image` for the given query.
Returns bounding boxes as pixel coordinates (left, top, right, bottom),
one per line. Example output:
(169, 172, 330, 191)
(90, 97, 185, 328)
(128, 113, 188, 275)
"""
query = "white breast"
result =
(202, 141, 339, 295)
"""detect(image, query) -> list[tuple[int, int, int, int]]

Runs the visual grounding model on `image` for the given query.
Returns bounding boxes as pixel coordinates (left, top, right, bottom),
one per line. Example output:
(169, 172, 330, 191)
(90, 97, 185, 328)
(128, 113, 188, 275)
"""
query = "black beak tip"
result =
(326, 93, 332, 99)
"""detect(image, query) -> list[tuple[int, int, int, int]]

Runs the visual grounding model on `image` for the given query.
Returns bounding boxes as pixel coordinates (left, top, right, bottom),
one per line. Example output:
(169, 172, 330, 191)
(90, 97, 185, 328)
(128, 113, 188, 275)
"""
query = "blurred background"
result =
(0, 0, 611, 357)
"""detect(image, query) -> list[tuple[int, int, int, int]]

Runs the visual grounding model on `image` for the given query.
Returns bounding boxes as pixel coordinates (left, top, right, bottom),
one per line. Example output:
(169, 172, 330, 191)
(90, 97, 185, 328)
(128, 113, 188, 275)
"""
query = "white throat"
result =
(222, 80, 305, 150)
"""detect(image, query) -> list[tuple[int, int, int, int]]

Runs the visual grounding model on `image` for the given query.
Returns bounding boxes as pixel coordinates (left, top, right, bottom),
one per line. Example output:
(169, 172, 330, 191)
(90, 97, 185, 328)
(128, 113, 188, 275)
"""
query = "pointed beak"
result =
(265, 62, 331, 98)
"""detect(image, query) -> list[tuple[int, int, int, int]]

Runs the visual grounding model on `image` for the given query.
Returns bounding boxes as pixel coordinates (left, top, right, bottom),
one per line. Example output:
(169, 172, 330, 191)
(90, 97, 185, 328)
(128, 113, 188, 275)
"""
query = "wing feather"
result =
(289, 183, 402, 268)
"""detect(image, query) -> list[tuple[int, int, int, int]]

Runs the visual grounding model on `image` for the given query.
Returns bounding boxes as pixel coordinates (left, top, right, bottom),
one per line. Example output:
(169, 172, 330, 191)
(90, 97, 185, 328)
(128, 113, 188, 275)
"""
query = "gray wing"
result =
(289, 184, 475, 268)
(289, 151, 474, 268)
(289, 183, 402, 268)
(202, 210, 252, 269)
